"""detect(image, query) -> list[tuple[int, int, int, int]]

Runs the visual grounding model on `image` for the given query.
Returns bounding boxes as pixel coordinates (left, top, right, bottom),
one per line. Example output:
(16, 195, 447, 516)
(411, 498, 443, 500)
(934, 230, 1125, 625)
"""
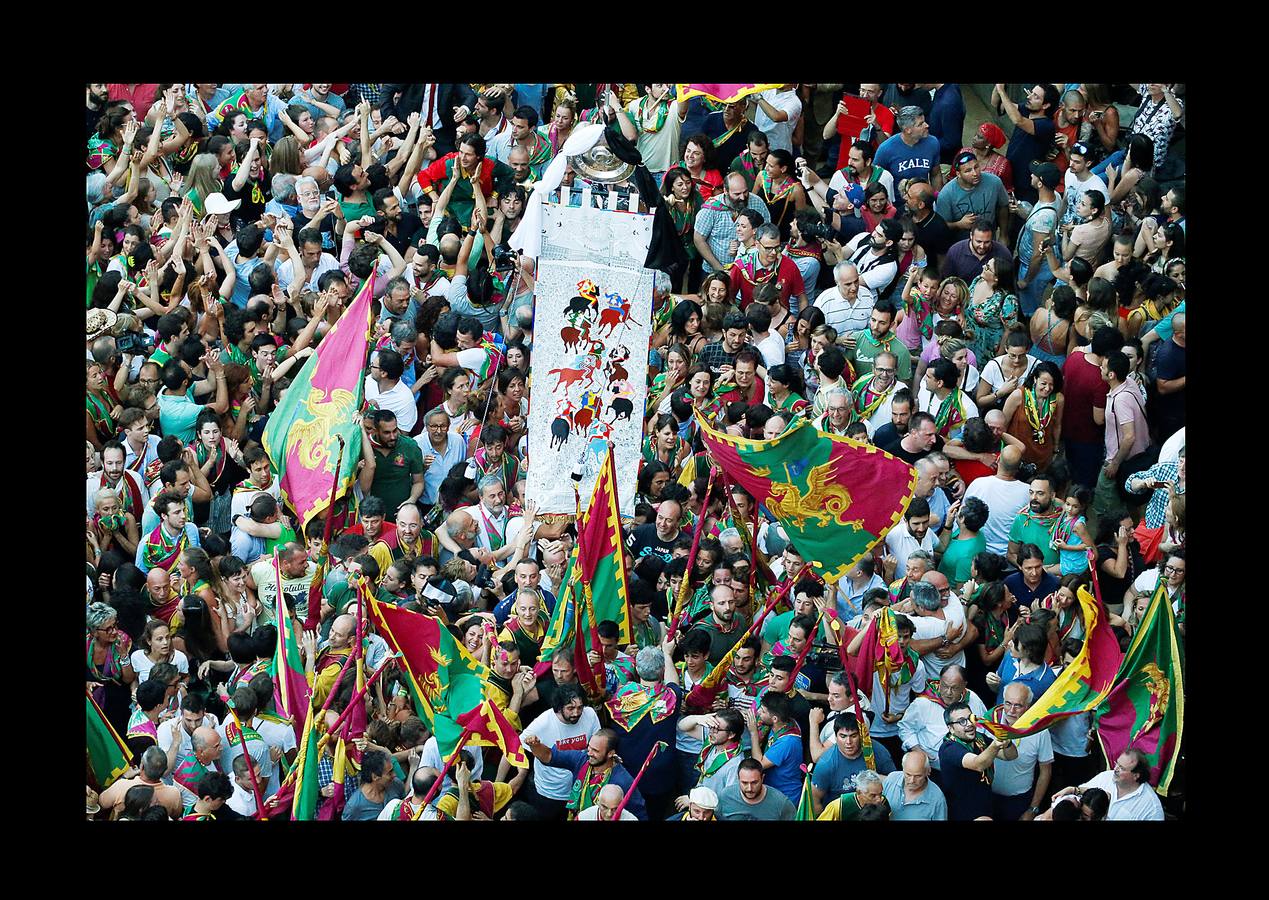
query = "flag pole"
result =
(304, 433, 347, 633)
(613, 740, 667, 819)
(669, 464, 717, 632)
(224, 699, 267, 818)
(412, 720, 479, 819)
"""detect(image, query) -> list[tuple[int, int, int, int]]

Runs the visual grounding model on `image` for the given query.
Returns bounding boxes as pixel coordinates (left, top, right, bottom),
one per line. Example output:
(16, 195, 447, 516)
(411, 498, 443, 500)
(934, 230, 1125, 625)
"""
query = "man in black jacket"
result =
(379, 84, 478, 157)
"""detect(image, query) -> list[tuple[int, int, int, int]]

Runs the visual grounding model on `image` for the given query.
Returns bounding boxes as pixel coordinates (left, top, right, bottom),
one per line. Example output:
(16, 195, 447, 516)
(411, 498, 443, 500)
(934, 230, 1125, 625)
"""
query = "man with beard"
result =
(692, 583, 749, 667)
(514, 684, 600, 821)
(897, 664, 986, 779)
(1008, 472, 1063, 567)
(358, 410, 425, 519)
(851, 352, 902, 437)
(87, 83, 111, 140)
(370, 189, 424, 257)
(938, 700, 1016, 820)
(87, 441, 148, 521)
(943, 221, 1013, 284)
(247, 543, 316, 623)
(693, 172, 771, 276)
(844, 301, 912, 382)
(488, 105, 552, 180)
(448, 475, 512, 565)
(523, 727, 646, 821)
(936, 151, 1011, 237)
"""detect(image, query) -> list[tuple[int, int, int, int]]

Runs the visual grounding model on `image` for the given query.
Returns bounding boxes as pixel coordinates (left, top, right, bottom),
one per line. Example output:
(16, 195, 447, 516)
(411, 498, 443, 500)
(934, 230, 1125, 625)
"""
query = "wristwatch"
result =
(1028, 806, 1043, 814)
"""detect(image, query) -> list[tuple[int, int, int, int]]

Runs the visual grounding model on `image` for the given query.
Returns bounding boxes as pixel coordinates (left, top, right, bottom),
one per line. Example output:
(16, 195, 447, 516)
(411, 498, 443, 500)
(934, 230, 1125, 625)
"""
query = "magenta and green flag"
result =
(262, 271, 375, 531)
(676, 84, 783, 104)
(86, 690, 131, 790)
(694, 412, 916, 584)
(535, 444, 632, 690)
(368, 597, 488, 759)
(976, 586, 1123, 740)
(1095, 582, 1185, 794)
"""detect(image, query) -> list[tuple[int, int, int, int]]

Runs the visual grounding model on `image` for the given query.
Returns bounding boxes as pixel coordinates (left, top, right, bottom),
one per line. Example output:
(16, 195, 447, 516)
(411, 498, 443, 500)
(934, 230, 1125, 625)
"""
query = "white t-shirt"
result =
(908, 593, 968, 676)
(979, 355, 1038, 393)
(842, 232, 899, 300)
(753, 90, 802, 154)
(624, 97, 683, 172)
(576, 805, 638, 821)
(829, 167, 896, 205)
(916, 385, 980, 440)
(275, 253, 341, 293)
(754, 332, 786, 370)
(521, 706, 601, 800)
(963, 476, 1031, 555)
(421, 735, 484, 792)
(1060, 171, 1107, 227)
(256, 717, 298, 796)
(130, 649, 190, 683)
(364, 372, 418, 433)
(227, 781, 258, 817)
(991, 728, 1053, 797)
(230, 479, 281, 524)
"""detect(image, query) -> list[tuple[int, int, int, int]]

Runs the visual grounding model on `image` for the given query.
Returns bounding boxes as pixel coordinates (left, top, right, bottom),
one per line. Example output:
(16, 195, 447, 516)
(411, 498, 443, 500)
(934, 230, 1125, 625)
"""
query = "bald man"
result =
(311, 614, 357, 710)
(881, 749, 948, 820)
(439, 508, 481, 564)
(576, 784, 638, 821)
(393, 503, 438, 563)
(172, 726, 224, 807)
(962, 445, 1030, 555)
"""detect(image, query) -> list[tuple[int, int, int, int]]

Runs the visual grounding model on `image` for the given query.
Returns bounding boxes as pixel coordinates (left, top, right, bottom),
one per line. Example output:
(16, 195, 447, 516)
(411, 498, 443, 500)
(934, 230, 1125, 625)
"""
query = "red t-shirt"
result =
(728, 255, 805, 310)
(1061, 351, 1109, 444)
(955, 458, 996, 488)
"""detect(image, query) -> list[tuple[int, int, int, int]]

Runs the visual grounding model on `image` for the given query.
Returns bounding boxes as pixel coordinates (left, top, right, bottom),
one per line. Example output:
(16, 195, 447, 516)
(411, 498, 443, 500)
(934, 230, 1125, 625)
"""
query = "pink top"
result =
(1104, 382, 1150, 462)
(919, 341, 978, 367)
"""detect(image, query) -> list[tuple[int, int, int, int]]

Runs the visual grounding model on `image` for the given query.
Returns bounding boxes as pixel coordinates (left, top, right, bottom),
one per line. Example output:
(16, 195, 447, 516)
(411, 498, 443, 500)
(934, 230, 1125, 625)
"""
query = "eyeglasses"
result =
(874, 367, 895, 375)
(1164, 565, 1185, 574)
(949, 717, 973, 727)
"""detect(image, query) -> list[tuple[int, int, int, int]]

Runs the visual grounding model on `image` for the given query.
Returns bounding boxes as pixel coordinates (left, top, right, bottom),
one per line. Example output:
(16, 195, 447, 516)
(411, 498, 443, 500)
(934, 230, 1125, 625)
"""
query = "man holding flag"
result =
(987, 683, 1054, 821)
(522, 728, 646, 821)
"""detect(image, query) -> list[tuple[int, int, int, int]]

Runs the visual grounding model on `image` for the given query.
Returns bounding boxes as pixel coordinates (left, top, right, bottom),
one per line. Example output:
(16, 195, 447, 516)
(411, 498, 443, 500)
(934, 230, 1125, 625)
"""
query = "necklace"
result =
(1022, 388, 1053, 444)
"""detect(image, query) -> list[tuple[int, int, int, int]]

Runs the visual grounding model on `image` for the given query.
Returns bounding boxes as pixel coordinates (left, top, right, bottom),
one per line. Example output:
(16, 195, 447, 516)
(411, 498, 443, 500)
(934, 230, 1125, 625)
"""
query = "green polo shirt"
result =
(849, 330, 912, 380)
(1008, 504, 1062, 566)
(937, 528, 986, 587)
(369, 434, 425, 513)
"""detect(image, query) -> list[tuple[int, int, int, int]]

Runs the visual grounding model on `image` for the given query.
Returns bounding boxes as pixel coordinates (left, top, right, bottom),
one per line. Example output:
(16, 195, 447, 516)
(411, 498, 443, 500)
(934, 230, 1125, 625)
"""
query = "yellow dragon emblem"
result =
(1137, 662, 1170, 734)
(748, 460, 866, 531)
(284, 387, 358, 474)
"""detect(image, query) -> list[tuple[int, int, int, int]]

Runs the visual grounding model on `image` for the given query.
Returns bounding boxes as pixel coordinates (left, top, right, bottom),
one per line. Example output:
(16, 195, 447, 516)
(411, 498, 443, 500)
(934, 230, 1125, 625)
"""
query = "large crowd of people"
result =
(85, 82, 1185, 822)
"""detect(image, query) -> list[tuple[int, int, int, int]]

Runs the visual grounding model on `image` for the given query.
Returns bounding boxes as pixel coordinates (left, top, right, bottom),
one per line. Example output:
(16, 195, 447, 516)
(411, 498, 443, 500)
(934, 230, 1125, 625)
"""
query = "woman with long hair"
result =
(89, 107, 136, 176)
(129, 618, 190, 685)
(966, 580, 1017, 704)
(176, 546, 231, 659)
(190, 409, 245, 534)
(634, 460, 671, 509)
(661, 166, 703, 290)
(766, 363, 809, 417)
(1002, 360, 1064, 468)
(1028, 284, 1078, 366)
(1079, 84, 1121, 162)
(965, 256, 1019, 363)
(642, 413, 692, 477)
(649, 343, 692, 419)
(1105, 134, 1155, 205)
(939, 336, 981, 396)
(684, 367, 724, 427)
(1141, 222, 1185, 274)
(978, 328, 1037, 413)
(491, 367, 528, 447)
(753, 149, 807, 242)
(269, 135, 304, 176)
(657, 298, 708, 356)
(183, 153, 221, 219)
(217, 555, 262, 635)
(785, 305, 826, 371)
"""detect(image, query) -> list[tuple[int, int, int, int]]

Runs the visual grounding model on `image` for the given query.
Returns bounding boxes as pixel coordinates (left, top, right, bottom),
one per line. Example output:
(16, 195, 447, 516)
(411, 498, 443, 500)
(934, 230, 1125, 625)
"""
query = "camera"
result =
(116, 331, 152, 355)
(493, 243, 518, 273)
(801, 219, 836, 242)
